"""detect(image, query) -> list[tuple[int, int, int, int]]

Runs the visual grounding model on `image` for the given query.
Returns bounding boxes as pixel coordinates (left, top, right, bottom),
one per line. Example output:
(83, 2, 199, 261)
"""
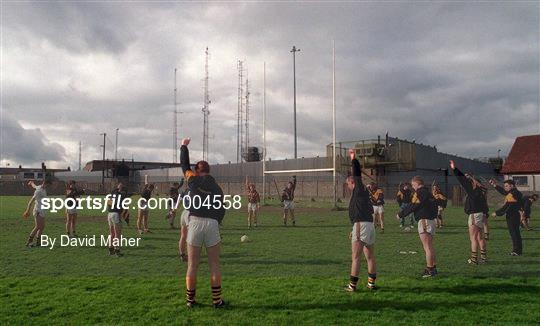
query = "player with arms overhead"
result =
(450, 160, 489, 264)
(432, 184, 447, 228)
(281, 176, 297, 226)
(180, 137, 226, 308)
(65, 180, 85, 237)
(23, 179, 52, 247)
(245, 176, 260, 228)
(397, 176, 439, 278)
(344, 149, 377, 291)
(368, 182, 385, 233)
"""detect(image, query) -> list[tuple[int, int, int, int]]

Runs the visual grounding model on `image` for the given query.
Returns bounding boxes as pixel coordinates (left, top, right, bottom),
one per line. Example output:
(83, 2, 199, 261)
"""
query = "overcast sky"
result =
(1, 1, 539, 169)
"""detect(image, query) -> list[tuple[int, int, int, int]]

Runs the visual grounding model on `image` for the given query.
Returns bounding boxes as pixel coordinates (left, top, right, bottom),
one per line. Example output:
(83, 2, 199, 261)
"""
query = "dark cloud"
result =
(1, 2, 538, 168)
(0, 111, 66, 166)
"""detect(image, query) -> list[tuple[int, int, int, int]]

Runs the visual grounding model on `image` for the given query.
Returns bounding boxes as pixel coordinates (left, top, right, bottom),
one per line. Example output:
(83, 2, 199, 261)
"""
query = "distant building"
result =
(500, 135, 540, 192)
(0, 167, 69, 181)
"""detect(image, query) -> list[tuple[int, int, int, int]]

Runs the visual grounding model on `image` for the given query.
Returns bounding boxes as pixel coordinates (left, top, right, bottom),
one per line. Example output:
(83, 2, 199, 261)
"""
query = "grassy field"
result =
(1, 195, 539, 325)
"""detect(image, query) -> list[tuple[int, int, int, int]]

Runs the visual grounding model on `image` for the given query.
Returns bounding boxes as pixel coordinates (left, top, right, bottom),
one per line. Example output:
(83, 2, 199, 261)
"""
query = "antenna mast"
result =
(237, 60, 244, 163)
(202, 47, 210, 161)
(244, 69, 250, 157)
(173, 68, 178, 163)
(78, 141, 82, 170)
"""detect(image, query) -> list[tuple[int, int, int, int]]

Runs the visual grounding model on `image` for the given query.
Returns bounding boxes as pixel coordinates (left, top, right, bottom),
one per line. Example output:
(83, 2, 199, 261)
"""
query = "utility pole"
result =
(100, 133, 106, 189)
(245, 69, 250, 156)
(78, 141, 82, 170)
(262, 62, 266, 204)
(173, 68, 178, 163)
(291, 45, 300, 159)
(237, 60, 244, 163)
(115, 128, 119, 161)
(202, 47, 210, 161)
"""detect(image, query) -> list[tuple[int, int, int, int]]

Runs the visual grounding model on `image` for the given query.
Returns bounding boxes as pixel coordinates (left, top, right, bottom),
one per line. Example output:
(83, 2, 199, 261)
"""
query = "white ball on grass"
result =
(240, 235, 249, 243)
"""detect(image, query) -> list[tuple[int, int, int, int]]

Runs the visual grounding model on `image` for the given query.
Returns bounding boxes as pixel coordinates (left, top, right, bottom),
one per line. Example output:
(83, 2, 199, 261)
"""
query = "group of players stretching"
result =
(21, 141, 537, 305)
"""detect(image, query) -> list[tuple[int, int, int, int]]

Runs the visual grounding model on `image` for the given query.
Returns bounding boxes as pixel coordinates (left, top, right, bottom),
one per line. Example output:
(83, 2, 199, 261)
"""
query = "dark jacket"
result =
(522, 196, 534, 218)
(398, 186, 438, 221)
(107, 188, 129, 213)
(369, 188, 385, 206)
(396, 188, 412, 206)
(180, 145, 225, 223)
(451, 167, 489, 215)
(348, 158, 374, 224)
(494, 186, 523, 219)
(281, 177, 297, 202)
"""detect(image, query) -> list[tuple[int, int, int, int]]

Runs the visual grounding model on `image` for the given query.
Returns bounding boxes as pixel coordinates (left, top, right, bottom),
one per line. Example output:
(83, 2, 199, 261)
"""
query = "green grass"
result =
(1, 196, 539, 325)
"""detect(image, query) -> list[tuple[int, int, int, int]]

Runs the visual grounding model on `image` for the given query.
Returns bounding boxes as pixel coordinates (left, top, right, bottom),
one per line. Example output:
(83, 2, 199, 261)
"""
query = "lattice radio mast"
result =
(236, 60, 244, 163)
(173, 68, 178, 163)
(202, 47, 210, 161)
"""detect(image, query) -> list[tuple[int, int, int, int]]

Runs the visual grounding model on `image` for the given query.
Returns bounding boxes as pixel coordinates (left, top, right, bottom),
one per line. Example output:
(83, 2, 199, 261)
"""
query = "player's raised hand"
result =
(348, 149, 355, 160)
(449, 160, 455, 170)
(181, 138, 191, 146)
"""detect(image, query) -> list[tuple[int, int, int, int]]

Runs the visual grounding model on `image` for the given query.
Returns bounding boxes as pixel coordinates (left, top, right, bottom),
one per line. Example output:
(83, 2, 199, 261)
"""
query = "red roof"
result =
(501, 135, 540, 174)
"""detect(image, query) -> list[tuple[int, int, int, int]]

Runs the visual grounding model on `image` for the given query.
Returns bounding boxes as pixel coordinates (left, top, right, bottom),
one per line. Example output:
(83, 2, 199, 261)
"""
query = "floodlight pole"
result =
(262, 62, 267, 204)
(115, 128, 119, 161)
(332, 40, 337, 208)
(291, 45, 300, 159)
(100, 132, 106, 189)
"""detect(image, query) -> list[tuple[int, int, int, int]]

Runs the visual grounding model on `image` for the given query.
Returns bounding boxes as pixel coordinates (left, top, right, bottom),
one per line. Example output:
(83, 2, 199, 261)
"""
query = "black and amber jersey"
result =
(369, 189, 385, 206)
(398, 186, 438, 221)
(433, 191, 448, 208)
(396, 188, 412, 206)
(180, 145, 225, 223)
(349, 158, 374, 224)
(451, 166, 489, 215)
(494, 186, 523, 218)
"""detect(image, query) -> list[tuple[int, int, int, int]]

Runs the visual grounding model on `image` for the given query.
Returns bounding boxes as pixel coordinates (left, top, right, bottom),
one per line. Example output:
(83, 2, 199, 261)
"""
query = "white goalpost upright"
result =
(262, 41, 338, 207)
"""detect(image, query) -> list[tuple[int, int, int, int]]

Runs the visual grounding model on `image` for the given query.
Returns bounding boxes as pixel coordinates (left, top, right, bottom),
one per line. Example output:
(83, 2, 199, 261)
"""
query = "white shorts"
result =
(351, 221, 376, 246)
(33, 207, 45, 218)
(187, 216, 221, 248)
(373, 205, 384, 214)
(418, 219, 436, 236)
(468, 213, 486, 229)
(247, 203, 258, 212)
(107, 212, 121, 227)
(180, 209, 190, 228)
(66, 208, 77, 215)
(283, 200, 295, 210)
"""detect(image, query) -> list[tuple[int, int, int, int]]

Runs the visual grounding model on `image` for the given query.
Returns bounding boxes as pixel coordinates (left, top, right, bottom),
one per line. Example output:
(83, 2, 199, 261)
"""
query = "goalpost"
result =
(262, 41, 338, 207)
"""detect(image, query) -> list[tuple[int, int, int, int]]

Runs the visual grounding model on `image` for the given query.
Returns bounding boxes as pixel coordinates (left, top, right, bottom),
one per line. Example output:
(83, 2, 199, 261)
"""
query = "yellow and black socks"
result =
(470, 251, 478, 263)
(186, 288, 196, 305)
(480, 249, 487, 261)
(348, 276, 359, 290)
(211, 286, 223, 305)
(367, 273, 377, 288)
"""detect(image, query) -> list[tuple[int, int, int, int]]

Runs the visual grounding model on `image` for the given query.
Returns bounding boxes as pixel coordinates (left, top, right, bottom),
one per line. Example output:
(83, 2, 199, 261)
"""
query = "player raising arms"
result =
(137, 177, 155, 234)
(180, 137, 226, 308)
(245, 177, 260, 228)
(368, 182, 385, 233)
(167, 180, 183, 229)
(432, 184, 447, 228)
(397, 176, 439, 278)
(396, 182, 414, 228)
(344, 149, 377, 291)
(23, 179, 52, 247)
(450, 160, 489, 264)
(65, 180, 85, 237)
(281, 176, 297, 226)
(106, 182, 128, 257)
(489, 179, 524, 256)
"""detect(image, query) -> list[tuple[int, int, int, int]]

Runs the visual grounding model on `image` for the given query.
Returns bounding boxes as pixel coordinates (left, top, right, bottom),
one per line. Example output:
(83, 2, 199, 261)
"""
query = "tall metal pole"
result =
(174, 68, 178, 163)
(262, 62, 266, 204)
(202, 47, 210, 161)
(78, 141, 82, 170)
(115, 128, 119, 161)
(100, 133, 106, 189)
(332, 40, 337, 208)
(291, 45, 300, 159)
